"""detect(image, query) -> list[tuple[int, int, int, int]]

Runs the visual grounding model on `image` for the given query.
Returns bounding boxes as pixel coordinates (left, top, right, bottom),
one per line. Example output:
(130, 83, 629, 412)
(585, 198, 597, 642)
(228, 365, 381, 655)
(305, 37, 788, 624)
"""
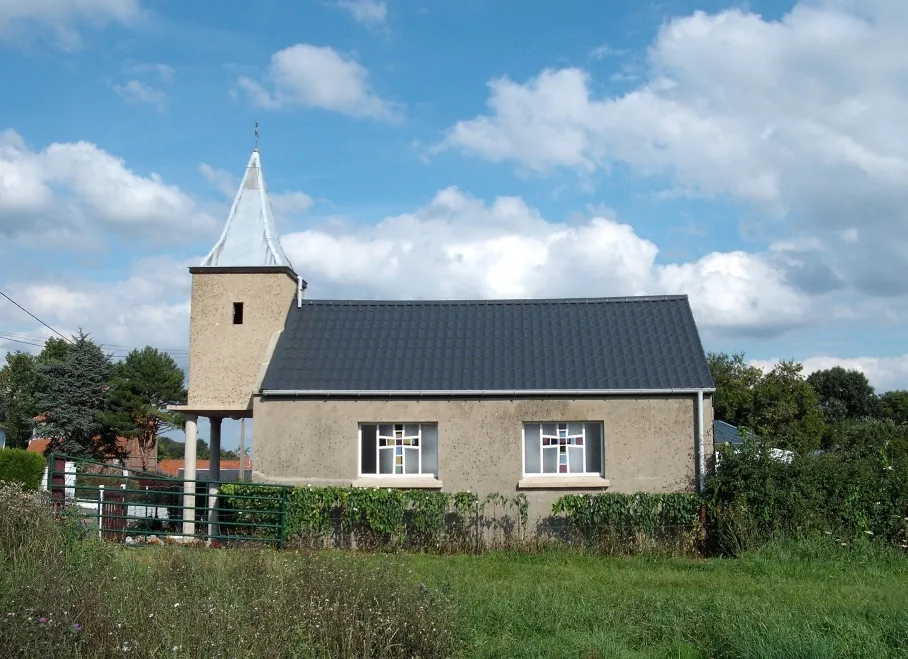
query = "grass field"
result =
(2, 485, 907, 658)
(408, 543, 908, 658)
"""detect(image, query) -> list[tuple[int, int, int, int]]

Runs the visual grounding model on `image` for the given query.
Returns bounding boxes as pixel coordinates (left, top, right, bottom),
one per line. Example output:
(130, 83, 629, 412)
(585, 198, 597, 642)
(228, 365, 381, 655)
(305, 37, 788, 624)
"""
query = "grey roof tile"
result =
(260, 295, 715, 393)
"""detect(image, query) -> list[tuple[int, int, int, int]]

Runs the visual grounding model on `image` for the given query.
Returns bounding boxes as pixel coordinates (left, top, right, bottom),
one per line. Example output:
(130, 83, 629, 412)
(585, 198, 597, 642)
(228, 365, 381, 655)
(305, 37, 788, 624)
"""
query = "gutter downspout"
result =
(697, 390, 705, 492)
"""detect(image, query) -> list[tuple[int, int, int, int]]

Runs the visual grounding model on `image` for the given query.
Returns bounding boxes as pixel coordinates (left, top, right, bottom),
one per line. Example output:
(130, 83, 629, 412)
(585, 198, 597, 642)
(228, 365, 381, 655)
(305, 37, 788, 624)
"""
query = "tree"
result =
(36, 331, 120, 459)
(707, 352, 763, 429)
(806, 366, 878, 425)
(879, 390, 908, 425)
(0, 352, 39, 449)
(157, 436, 185, 460)
(0, 338, 76, 449)
(105, 347, 187, 471)
(752, 360, 825, 455)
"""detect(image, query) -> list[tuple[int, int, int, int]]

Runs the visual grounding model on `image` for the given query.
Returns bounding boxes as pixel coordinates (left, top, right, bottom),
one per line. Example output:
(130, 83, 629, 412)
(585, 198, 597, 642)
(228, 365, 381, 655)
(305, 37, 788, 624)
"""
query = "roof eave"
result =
(260, 387, 716, 398)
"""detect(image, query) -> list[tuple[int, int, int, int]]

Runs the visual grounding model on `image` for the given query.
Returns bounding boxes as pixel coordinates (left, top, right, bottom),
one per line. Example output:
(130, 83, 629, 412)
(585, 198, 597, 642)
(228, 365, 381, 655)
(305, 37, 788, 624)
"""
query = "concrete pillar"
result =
(182, 414, 198, 536)
(207, 417, 222, 541)
(238, 418, 246, 482)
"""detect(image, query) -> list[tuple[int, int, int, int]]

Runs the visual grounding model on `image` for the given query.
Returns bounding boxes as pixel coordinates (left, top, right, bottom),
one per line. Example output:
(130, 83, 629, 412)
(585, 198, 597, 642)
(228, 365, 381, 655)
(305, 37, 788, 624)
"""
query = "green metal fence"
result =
(47, 453, 290, 547)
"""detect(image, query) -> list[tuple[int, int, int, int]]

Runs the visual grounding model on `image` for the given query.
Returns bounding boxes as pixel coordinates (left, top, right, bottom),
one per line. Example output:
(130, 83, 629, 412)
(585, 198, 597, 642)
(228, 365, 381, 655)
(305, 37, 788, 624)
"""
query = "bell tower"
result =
(186, 144, 305, 413)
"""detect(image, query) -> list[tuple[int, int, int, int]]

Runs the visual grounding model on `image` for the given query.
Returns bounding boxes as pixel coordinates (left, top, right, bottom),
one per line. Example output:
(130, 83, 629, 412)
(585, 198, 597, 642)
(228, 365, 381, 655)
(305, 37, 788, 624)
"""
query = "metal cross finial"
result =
(254, 122, 260, 151)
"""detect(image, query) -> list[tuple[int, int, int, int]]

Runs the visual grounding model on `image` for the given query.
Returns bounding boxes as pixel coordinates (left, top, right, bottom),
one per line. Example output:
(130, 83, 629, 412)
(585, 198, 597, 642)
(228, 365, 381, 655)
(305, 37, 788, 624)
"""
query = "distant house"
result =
(712, 420, 757, 447)
(27, 426, 157, 474)
(158, 458, 252, 482)
(712, 420, 792, 464)
(168, 142, 717, 530)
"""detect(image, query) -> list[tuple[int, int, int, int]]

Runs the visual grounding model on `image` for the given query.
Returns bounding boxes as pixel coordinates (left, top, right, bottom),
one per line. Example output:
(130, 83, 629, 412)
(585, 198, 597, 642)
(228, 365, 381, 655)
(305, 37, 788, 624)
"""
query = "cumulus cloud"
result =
(0, 255, 193, 359)
(280, 187, 815, 337)
(238, 44, 400, 121)
(750, 355, 908, 393)
(0, 129, 217, 241)
(114, 80, 166, 110)
(334, 0, 387, 28)
(0, 0, 141, 50)
(438, 0, 908, 302)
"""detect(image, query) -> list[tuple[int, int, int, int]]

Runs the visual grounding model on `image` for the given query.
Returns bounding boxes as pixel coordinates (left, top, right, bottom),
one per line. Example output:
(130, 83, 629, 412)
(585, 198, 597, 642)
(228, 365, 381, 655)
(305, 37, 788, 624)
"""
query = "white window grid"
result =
(359, 423, 424, 476)
(522, 422, 601, 476)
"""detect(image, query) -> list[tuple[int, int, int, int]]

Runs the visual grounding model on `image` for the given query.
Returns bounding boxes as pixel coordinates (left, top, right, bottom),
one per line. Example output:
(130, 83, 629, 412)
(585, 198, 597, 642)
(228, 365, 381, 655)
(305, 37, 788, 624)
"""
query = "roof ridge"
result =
(298, 295, 689, 307)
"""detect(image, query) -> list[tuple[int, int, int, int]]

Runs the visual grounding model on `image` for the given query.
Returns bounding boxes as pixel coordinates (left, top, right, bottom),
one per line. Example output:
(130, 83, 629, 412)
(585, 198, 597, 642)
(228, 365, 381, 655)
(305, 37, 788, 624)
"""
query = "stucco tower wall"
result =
(252, 395, 714, 520)
(188, 270, 297, 411)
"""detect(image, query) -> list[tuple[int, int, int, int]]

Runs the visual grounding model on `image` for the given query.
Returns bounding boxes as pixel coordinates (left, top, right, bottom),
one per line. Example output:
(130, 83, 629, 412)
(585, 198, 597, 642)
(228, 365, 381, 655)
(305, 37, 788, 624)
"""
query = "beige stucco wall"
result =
(187, 271, 297, 411)
(252, 395, 714, 521)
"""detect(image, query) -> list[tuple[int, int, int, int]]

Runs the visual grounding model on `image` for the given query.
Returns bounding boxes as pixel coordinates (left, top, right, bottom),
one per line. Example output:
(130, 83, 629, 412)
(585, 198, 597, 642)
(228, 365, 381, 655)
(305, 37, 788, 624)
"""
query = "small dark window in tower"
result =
(233, 302, 244, 325)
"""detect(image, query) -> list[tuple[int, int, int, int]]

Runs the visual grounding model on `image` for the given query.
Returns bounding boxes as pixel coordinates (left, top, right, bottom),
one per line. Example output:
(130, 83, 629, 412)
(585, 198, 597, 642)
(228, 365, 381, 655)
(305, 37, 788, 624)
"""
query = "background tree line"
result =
(708, 351, 908, 455)
(0, 332, 192, 470)
(706, 352, 908, 552)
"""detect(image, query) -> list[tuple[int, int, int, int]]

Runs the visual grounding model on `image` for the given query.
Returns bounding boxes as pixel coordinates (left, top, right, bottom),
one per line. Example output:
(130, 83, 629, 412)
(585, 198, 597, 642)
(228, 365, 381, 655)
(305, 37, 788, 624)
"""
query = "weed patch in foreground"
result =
(0, 485, 456, 658)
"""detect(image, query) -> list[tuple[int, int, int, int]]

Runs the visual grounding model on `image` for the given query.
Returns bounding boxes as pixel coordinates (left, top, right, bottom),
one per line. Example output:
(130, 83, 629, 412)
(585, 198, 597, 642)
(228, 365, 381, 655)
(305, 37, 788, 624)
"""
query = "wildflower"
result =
(173, 603, 180, 608)
(72, 623, 82, 632)
(39, 617, 47, 624)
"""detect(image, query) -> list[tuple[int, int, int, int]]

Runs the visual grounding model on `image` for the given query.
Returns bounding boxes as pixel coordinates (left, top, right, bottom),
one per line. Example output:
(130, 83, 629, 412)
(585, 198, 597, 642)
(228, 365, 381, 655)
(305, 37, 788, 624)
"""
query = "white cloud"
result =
(198, 163, 237, 198)
(0, 0, 141, 50)
(114, 80, 166, 110)
(0, 129, 217, 241)
(126, 62, 175, 82)
(589, 43, 625, 60)
(335, 0, 387, 28)
(0, 255, 193, 361)
(750, 355, 908, 393)
(238, 44, 400, 121)
(281, 187, 814, 336)
(438, 0, 908, 300)
(271, 191, 313, 215)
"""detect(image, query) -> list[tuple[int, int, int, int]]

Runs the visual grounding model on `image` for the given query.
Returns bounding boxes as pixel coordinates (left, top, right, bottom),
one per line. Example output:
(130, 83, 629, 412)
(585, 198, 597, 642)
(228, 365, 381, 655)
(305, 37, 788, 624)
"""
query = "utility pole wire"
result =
(0, 289, 73, 344)
(0, 334, 46, 348)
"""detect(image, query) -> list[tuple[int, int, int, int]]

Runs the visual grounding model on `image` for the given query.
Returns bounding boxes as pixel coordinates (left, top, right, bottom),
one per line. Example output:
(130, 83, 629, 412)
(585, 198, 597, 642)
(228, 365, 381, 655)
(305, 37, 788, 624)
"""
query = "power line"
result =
(0, 289, 72, 344)
(0, 330, 189, 355)
(0, 333, 46, 348)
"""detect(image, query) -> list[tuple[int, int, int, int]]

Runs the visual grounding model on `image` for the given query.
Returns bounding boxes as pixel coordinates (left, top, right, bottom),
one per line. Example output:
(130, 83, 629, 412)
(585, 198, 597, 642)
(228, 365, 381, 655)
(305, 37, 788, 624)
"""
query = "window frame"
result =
(521, 421, 605, 478)
(357, 422, 438, 479)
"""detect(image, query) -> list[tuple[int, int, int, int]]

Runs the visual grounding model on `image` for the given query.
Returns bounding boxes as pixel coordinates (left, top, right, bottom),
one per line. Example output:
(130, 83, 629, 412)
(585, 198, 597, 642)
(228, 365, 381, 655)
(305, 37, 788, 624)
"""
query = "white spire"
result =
(200, 148, 294, 270)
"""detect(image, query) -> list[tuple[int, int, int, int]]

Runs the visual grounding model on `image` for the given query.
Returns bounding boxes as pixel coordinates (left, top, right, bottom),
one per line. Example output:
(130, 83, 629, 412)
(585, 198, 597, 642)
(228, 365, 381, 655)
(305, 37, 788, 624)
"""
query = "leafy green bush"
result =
(0, 448, 46, 491)
(705, 419, 908, 554)
(552, 492, 704, 554)
(219, 484, 528, 551)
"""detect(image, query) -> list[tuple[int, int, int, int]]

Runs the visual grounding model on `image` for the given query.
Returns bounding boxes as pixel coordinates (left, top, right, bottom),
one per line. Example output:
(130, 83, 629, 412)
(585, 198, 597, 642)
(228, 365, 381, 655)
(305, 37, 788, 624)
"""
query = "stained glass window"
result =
(360, 423, 438, 477)
(523, 422, 604, 476)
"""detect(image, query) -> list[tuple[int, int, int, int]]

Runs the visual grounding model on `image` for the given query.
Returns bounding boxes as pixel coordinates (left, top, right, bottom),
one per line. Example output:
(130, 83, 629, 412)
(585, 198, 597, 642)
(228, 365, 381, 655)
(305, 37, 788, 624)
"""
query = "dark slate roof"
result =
(260, 295, 715, 394)
(713, 420, 758, 445)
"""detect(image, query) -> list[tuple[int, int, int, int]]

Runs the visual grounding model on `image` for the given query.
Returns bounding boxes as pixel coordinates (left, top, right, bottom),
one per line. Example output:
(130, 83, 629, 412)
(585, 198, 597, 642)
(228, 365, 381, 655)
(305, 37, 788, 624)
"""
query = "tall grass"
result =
(3, 483, 907, 658)
(407, 543, 908, 658)
(0, 483, 457, 658)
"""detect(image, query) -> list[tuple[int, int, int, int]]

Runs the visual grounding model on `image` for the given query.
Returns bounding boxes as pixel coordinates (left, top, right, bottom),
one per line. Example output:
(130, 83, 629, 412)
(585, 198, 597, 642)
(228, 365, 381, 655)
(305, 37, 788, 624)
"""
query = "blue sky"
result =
(2, 0, 907, 449)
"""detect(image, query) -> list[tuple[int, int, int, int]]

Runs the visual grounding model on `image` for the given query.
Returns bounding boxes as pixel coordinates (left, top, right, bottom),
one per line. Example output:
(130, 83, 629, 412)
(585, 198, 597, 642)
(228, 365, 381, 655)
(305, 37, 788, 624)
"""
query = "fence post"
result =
(46, 453, 54, 496)
(278, 487, 288, 550)
(98, 485, 105, 540)
(207, 483, 219, 544)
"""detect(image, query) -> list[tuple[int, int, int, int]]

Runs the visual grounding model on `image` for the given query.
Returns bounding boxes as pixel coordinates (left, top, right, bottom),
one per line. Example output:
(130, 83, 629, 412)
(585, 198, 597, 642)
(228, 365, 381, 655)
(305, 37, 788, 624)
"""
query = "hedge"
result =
(218, 484, 703, 554)
(0, 449, 46, 491)
(219, 484, 529, 551)
(552, 492, 704, 554)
